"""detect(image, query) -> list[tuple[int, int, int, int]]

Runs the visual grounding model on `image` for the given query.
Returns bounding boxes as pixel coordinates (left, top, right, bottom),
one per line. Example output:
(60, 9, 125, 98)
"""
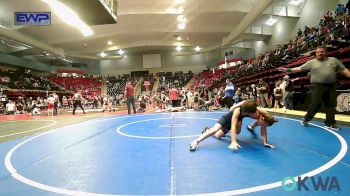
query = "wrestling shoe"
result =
(301, 118, 308, 127)
(324, 124, 341, 131)
(189, 140, 199, 152)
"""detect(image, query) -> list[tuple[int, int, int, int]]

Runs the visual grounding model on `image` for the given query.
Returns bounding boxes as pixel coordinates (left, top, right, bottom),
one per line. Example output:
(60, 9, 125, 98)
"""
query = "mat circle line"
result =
(116, 117, 217, 139)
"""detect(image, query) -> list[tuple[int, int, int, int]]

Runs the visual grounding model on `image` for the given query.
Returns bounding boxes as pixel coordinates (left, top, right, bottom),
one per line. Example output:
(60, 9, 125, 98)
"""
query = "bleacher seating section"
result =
(48, 76, 101, 97)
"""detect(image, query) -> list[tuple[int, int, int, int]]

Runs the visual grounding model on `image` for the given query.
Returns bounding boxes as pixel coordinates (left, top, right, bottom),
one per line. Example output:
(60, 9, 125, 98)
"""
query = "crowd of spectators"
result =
(48, 76, 101, 97)
(0, 90, 53, 115)
(190, 6, 350, 93)
(106, 74, 137, 97)
(183, 5, 350, 113)
(158, 71, 193, 92)
(0, 68, 62, 91)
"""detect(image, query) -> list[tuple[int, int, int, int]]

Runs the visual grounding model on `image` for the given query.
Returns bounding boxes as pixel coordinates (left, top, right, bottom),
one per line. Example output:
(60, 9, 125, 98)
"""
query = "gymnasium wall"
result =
(0, 51, 101, 75)
(100, 52, 211, 75)
(0, 52, 52, 72)
(253, 0, 342, 56)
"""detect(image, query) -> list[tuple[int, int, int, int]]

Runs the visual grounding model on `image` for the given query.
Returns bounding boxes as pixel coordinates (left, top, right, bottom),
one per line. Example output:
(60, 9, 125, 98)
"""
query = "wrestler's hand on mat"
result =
(264, 143, 275, 148)
(228, 142, 241, 150)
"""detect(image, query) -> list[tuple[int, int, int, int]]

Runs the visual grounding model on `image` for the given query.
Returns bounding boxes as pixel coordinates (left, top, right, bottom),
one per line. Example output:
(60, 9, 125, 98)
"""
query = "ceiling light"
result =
(194, 46, 201, 52)
(177, 15, 186, 23)
(265, 17, 278, 26)
(42, 0, 93, 36)
(21, 43, 32, 48)
(107, 40, 113, 45)
(177, 6, 184, 14)
(289, 0, 303, 5)
(99, 51, 106, 57)
(62, 58, 72, 63)
(175, 0, 185, 4)
(178, 22, 186, 30)
(176, 45, 182, 51)
(118, 49, 124, 55)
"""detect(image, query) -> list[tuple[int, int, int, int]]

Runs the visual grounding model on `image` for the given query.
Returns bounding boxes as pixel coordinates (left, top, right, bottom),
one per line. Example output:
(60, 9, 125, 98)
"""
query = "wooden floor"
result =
(266, 108, 350, 123)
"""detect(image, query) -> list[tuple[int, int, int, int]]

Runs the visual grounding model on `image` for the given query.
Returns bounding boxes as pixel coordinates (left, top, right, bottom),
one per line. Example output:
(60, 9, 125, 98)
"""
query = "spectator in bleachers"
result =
(222, 79, 235, 108)
(0, 101, 5, 115)
(31, 100, 40, 115)
(16, 96, 25, 114)
(192, 94, 206, 111)
(273, 83, 283, 111)
(250, 84, 257, 101)
(0, 90, 7, 107)
(151, 93, 161, 109)
(257, 79, 270, 108)
(304, 26, 311, 37)
(336, 4, 346, 17)
(283, 77, 297, 111)
(137, 97, 146, 113)
(179, 88, 187, 107)
(267, 81, 275, 107)
(186, 89, 194, 109)
(62, 96, 68, 109)
(243, 86, 250, 100)
(102, 95, 112, 112)
(6, 100, 16, 115)
(297, 28, 302, 37)
(160, 91, 170, 110)
(53, 93, 59, 115)
(279, 75, 289, 102)
(233, 88, 241, 104)
(92, 95, 99, 109)
(343, 14, 350, 35)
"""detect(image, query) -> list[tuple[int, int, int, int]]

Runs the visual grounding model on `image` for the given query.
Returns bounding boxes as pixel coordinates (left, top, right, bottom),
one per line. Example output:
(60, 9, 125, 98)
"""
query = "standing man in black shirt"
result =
(72, 90, 86, 115)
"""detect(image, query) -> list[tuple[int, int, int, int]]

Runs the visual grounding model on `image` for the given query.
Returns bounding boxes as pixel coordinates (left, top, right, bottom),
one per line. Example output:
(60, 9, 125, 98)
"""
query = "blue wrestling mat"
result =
(0, 112, 349, 195)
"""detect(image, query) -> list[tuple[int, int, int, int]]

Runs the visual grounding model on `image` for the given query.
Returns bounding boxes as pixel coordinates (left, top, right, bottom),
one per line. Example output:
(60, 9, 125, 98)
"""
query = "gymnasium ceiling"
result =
(0, 0, 303, 62)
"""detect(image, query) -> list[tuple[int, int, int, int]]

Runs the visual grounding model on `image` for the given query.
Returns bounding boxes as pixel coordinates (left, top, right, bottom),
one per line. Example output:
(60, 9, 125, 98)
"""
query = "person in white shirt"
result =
(103, 96, 112, 112)
(31, 100, 40, 115)
(186, 90, 193, 109)
(6, 100, 16, 115)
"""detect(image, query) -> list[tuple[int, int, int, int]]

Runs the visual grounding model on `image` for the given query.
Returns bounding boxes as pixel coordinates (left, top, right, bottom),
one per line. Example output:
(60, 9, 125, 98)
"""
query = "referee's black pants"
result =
(73, 100, 85, 115)
(304, 83, 337, 126)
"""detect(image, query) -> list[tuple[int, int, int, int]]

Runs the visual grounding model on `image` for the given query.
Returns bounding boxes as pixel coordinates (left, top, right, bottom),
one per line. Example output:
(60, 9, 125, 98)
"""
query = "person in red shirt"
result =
(169, 86, 179, 107)
(47, 94, 55, 116)
(124, 81, 136, 114)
